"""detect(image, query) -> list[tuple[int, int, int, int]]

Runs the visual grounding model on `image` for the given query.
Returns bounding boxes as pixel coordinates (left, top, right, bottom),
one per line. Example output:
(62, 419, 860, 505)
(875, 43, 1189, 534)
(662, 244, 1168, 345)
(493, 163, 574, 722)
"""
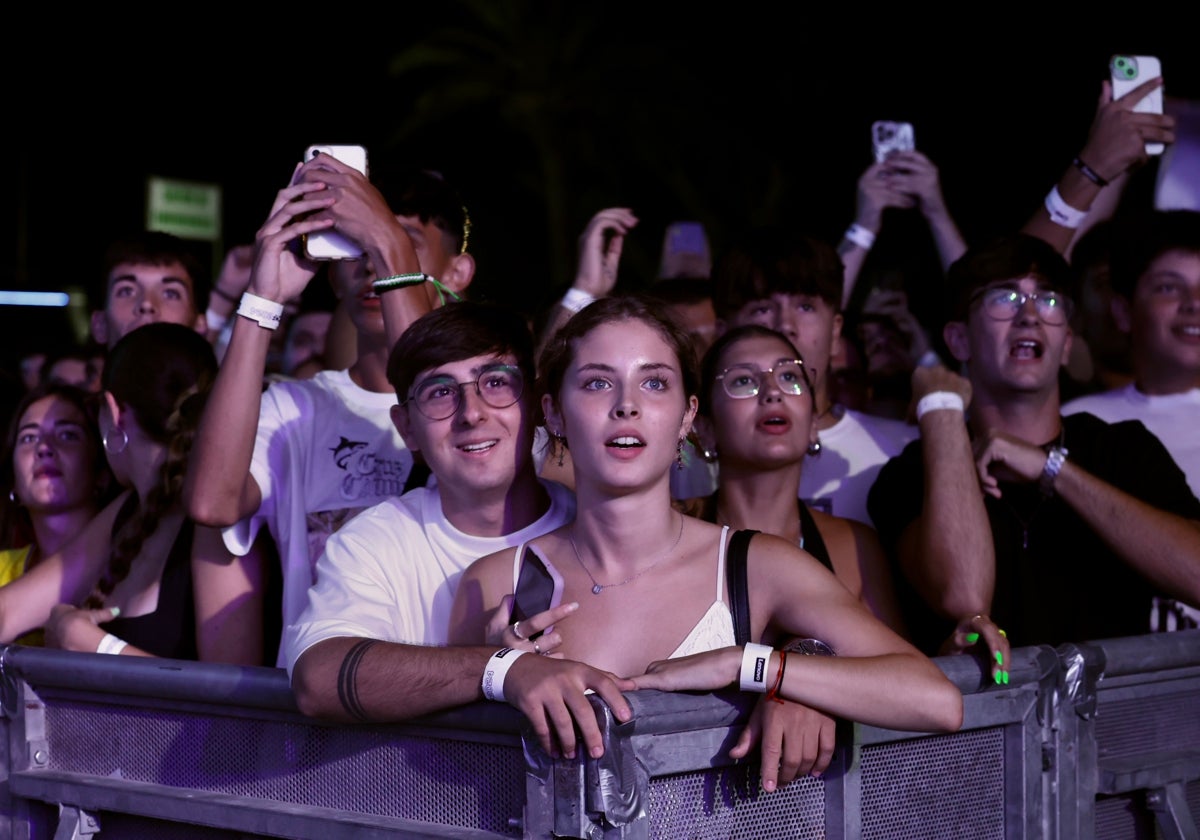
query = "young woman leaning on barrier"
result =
(450, 295, 963, 774)
(0, 323, 267, 664)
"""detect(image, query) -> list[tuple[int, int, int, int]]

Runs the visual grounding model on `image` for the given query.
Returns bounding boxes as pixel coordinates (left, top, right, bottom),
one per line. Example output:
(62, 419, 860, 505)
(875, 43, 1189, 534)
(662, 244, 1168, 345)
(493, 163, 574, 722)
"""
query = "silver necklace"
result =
(568, 513, 685, 595)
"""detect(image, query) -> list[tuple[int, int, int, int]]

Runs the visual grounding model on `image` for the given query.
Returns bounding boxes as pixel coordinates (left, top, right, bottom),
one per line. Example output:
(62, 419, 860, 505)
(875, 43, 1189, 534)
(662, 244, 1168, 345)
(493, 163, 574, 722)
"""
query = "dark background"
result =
(3, 12, 1196, 370)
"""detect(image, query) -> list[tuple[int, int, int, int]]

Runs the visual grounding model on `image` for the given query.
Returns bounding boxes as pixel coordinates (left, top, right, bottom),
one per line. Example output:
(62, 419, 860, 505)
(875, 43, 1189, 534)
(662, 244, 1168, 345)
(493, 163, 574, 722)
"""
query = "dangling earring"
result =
(676, 438, 686, 469)
(103, 426, 129, 456)
(554, 432, 568, 467)
(807, 437, 822, 456)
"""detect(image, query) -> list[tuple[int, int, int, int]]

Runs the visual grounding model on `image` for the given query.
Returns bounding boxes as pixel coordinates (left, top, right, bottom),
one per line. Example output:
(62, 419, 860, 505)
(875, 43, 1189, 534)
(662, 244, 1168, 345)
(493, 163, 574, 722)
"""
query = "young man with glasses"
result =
(867, 235, 1200, 655)
(284, 302, 635, 760)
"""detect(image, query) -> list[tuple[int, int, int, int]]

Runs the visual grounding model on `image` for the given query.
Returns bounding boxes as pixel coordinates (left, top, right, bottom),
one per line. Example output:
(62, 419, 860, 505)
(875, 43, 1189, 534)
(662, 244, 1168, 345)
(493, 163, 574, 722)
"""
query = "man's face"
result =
(328, 215, 467, 340)
(947, 275, 1073, 399)
(91, 260, 202, 347)
(391, 351, 532, 508)
(1122, 249, 1200, 384)
(725, 292, 842, 397)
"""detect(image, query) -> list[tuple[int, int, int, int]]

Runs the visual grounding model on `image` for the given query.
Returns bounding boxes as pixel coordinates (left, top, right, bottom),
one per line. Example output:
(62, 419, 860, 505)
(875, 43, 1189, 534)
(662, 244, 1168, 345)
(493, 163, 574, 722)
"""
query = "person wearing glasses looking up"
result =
(867, 235, 1200, 670)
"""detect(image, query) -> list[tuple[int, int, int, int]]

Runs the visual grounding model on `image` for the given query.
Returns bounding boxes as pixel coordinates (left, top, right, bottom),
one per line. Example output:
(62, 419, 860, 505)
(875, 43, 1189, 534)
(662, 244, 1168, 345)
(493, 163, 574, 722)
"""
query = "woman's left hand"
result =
(627, 646, 742, 692)
(44, 604, 119, 653)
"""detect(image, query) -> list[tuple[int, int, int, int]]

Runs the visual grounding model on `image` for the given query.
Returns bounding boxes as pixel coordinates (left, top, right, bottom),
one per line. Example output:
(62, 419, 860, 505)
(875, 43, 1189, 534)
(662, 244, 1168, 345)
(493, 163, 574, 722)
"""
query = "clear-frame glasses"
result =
(715, 359, 807, 399)
(406, 364, 524, 420)
(972, 287, 1074, 325)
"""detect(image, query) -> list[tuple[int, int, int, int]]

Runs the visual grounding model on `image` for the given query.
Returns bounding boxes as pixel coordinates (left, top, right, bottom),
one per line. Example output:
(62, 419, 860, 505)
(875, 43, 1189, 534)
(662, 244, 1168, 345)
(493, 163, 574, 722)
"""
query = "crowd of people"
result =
(1, 71, 1198, 791)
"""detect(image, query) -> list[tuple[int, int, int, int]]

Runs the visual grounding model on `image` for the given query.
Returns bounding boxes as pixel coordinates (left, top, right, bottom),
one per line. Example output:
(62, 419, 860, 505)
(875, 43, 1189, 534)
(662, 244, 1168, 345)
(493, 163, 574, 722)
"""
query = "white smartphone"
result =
(1110, 55, 1164, 156)
(872, 121, 915, 163)
(302, 144, 368, 259)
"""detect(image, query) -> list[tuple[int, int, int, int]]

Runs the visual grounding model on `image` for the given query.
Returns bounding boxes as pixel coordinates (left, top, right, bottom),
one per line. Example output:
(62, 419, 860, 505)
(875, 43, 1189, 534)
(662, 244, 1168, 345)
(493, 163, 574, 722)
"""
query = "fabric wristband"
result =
(1043, 186, 1087, 229)
(237, 292, 284, 330)
(1072, 156, 1110, 187)
(740, 643, 774, 693)
(843, 223, 877, 250)
(561, 288, 596, 314)
(481, 648, 528, 702)
(915, 391, 965, 421)
(96, 633, 128, 656)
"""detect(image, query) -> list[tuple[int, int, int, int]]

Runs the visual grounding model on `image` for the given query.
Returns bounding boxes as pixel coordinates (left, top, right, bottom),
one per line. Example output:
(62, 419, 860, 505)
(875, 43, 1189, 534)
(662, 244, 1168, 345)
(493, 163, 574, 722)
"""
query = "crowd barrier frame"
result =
(0, 630, 1197, 839)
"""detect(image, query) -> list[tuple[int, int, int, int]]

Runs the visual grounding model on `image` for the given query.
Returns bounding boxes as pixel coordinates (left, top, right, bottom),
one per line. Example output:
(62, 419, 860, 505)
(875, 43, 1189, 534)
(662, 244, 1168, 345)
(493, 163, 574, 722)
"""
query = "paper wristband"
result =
(740, 643, 774, 693)
(843, 223, 877, 250)
(237, 292, 284, 330)
(482, 648, 528, 702)
(96, 633, 128, 656)
(915, 391, 965, 422)
(1043, 186, 1087, 229)
(561, 288, 596, 314)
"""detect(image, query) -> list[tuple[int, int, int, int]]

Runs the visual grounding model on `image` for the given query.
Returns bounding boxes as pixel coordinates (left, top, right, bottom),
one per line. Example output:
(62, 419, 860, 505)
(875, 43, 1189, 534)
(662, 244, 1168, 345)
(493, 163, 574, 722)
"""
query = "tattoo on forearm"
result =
(337, 639, 380, 722)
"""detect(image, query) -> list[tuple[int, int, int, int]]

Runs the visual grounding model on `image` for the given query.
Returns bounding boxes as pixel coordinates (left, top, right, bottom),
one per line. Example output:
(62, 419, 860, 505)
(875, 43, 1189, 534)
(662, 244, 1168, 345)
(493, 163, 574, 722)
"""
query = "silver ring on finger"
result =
(512, 621, 526, 640)
(533, 640, 542, 655)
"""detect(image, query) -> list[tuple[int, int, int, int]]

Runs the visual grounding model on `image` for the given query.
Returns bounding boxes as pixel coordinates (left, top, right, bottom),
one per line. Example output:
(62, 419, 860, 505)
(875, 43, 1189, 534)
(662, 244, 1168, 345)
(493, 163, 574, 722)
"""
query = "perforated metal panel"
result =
(40, 698, 523, 836)
(646, 763, 825, 839)
(1096, 690, 1200, 759)
(860, 727, 1005, 840)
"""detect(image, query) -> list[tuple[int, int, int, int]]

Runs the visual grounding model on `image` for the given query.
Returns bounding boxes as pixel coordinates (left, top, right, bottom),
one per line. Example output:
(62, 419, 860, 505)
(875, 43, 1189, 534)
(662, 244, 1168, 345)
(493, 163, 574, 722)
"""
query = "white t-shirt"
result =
(800, 409, 918, 526)
(222, 369, 416, 649)
(1063, 384, 1200, 500)
(282, 479, 576, 677)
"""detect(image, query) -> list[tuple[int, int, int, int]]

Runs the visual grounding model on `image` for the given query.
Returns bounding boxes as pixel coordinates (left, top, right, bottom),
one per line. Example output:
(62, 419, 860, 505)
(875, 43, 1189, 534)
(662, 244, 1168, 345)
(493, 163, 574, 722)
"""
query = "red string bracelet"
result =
(766, 650, 788, 704)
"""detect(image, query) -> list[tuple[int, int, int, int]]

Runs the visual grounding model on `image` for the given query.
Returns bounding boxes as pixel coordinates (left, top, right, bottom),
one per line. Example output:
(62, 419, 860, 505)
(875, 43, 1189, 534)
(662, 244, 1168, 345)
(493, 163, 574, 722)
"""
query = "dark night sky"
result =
(3, 14, 1196, 368)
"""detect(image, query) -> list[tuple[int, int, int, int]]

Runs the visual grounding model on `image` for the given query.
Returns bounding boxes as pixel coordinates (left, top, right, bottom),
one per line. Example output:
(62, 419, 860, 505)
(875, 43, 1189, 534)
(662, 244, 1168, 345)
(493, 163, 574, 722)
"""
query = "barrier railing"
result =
(1, 631, 1197, 839)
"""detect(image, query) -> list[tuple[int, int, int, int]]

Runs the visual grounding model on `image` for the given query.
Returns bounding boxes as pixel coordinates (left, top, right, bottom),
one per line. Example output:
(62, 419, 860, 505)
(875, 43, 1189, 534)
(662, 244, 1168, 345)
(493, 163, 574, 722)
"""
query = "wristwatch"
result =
(781, 638, 837, 657)
(1040, 446, 1069, 498)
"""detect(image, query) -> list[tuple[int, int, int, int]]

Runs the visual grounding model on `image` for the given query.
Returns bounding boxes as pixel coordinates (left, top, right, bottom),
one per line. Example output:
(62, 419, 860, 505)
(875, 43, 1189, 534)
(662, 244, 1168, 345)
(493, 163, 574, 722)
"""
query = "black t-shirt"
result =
(867, 412, 1200, 652)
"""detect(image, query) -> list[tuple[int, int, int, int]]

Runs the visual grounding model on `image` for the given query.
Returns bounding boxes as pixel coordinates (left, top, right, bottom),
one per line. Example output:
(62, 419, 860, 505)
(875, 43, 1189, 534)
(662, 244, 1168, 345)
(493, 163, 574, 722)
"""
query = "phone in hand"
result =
(1110, 55, 1164, 155)
(302, 144, 368, 259)
(510, 549, 564, 638)
(872, 121, 915, 163)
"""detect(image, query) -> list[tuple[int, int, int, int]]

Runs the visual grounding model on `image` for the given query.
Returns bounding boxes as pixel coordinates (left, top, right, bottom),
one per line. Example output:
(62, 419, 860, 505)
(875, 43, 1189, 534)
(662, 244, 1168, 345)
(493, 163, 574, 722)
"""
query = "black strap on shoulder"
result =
(726, 529, 759, 646)
(401, 460, 431, 494)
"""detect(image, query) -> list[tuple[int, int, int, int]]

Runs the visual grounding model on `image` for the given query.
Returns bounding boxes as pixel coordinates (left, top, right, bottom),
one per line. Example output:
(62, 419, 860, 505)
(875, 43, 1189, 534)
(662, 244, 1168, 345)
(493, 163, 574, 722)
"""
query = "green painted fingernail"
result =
(993, 671, 1002, 685)
(966, 632, 980, 643)
(1002, 671, 1009, 685)
(995, 651, 1004, 666)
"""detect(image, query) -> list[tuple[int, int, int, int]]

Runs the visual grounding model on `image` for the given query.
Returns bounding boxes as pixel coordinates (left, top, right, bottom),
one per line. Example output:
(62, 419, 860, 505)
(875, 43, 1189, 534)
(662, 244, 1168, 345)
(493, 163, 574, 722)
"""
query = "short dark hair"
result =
(697, 324, 813, 416)
(387, 301, 534, 403)
(375, 168, 470, 256)
(945, 234, 1071, 323)
(97, 231, 210, 313)
(537, 294, 700, 407)
(1109, 210, 1200, 298)
(711, 227, 843, 318)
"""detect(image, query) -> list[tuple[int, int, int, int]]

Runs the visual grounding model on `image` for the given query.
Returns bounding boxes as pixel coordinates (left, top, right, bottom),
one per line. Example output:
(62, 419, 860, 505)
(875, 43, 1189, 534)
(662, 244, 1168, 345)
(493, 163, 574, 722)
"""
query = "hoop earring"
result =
(103, 426, 129, 456)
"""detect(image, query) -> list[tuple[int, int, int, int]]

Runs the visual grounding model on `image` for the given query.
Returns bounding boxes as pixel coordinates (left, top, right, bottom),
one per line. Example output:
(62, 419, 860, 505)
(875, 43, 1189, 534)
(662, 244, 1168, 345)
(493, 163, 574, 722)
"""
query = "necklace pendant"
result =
(592, 584, 604, 595)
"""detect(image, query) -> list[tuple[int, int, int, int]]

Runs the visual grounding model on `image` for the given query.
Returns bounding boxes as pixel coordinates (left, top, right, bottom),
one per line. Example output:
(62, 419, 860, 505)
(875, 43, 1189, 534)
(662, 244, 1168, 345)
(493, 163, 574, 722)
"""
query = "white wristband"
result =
(561, 287, 596, 314)
(237, 292, 284, 330)
(740, 643, 774, 693)
(204, 306, 229, 333)
(843, 223, 877, 250)
(1043, 186, 1087, 229)
(96, 633, 128, 656)
(915, 391, 965, 422)
(482, 648, 528, 702)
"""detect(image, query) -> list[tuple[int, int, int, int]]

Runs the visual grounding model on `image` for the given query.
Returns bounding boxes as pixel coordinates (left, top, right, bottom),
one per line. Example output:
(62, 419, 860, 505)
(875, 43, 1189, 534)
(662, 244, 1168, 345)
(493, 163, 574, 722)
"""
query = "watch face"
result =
(784, 638, 836, 657)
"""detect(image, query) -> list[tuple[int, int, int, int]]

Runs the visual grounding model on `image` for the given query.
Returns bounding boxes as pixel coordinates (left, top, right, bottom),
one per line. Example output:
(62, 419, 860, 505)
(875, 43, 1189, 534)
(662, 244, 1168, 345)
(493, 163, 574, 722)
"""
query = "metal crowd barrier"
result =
(0, 631, 1197, 839)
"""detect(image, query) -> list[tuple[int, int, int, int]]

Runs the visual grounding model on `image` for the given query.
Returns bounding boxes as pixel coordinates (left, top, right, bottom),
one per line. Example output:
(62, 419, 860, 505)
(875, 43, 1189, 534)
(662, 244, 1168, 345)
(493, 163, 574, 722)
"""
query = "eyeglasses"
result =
(714, 359, 807, 399)
(972, 287, 1074, 325)
(405, 364, 524, 420)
